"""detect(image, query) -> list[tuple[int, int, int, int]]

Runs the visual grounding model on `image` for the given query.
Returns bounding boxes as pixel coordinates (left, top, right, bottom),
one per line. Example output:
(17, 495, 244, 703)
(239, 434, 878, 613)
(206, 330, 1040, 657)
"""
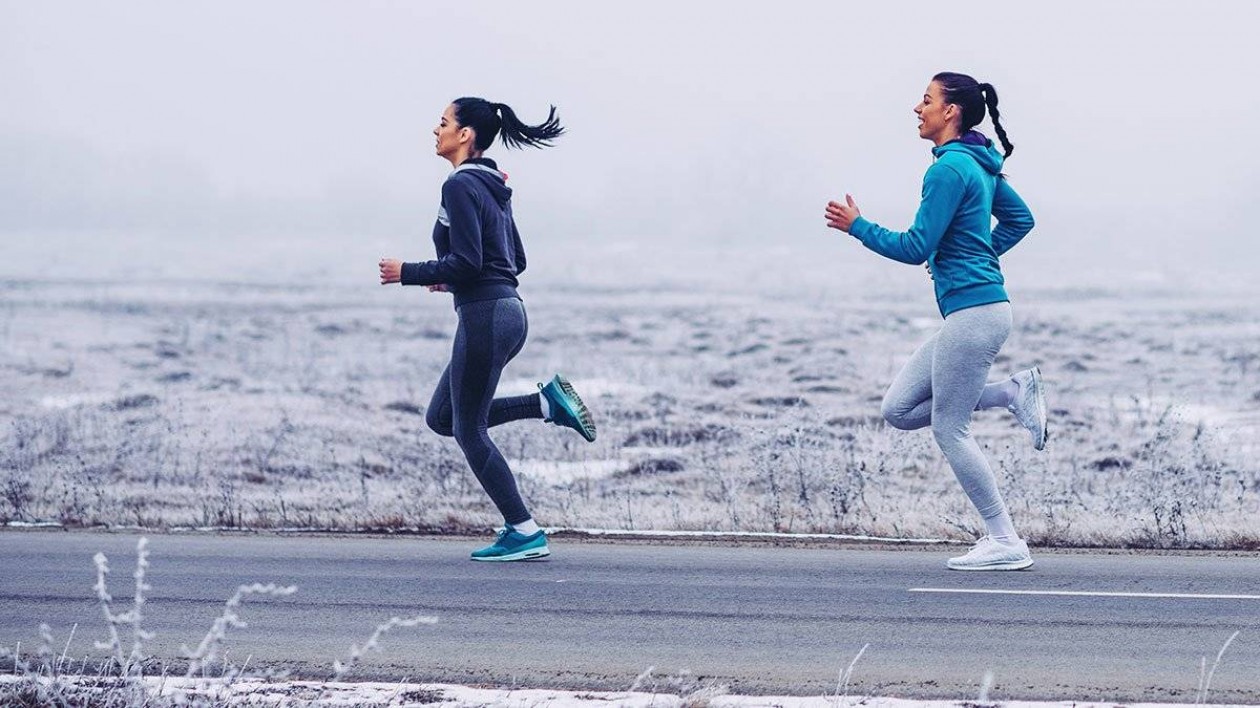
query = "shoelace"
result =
(967, 535, 993, 553)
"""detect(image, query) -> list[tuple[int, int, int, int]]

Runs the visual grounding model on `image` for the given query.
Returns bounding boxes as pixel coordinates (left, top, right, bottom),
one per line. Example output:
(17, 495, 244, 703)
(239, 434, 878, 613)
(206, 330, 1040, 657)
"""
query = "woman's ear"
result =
(458, 126, 473, 145)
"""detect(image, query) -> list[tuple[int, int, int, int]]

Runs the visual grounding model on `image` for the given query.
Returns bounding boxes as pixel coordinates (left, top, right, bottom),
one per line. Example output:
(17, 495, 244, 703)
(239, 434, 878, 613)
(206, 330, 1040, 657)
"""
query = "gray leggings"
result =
(880, 301, 1013, 523)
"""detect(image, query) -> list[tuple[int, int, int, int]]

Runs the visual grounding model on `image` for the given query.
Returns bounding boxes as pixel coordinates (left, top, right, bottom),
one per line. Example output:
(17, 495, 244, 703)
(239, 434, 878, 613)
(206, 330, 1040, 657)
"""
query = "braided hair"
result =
(932, 72, 1014, 158)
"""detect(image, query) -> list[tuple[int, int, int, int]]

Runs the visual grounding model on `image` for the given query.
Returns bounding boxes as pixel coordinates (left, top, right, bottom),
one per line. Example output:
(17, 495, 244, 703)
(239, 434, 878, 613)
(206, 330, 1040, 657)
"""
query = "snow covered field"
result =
(3, 233, 1259, 548)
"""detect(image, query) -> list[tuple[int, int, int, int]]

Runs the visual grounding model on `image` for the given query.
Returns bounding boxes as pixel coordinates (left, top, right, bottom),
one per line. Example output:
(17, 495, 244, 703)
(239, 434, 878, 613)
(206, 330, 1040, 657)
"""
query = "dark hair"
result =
(451, 97, 565, 152)
(932, 72, 1014, 158)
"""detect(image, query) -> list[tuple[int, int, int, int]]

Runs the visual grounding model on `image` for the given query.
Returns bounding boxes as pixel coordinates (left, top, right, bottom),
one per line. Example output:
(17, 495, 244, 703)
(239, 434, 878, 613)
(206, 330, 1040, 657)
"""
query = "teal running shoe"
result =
(470, 526, 551, 562)
(539, 374, 597, 442)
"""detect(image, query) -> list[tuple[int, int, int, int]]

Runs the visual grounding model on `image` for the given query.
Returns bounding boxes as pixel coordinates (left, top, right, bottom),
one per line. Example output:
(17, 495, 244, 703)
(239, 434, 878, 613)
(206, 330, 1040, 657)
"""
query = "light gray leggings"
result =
(881, 301, 1013, 524)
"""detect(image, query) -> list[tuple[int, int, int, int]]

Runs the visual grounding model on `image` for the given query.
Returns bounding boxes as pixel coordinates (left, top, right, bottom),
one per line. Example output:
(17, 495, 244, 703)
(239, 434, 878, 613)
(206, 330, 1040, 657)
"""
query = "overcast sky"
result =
(1, 1, 1257, 287)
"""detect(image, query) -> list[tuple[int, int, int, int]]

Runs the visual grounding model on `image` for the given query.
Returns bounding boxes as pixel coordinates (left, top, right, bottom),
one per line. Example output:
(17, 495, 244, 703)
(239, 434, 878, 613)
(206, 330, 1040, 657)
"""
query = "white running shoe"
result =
(1008, 367, 1048, 451)
(946, 536, 1034, 571)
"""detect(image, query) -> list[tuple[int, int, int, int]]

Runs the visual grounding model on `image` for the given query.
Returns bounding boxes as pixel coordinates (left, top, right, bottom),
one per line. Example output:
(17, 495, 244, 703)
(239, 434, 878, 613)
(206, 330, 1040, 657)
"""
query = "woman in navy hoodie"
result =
(379, 98, 596, 562)
(824, 73, 1046, 571)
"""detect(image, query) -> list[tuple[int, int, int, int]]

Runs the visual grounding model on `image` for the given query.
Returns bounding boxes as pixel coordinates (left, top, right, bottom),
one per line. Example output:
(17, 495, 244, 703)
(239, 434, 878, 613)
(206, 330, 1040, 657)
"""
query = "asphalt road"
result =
(1, 531, 1257, 703)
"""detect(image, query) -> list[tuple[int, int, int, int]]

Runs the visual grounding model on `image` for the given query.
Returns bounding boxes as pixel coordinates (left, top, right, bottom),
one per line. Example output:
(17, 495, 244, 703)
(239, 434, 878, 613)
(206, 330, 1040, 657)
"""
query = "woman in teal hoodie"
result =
(825, 72, 1047, 571)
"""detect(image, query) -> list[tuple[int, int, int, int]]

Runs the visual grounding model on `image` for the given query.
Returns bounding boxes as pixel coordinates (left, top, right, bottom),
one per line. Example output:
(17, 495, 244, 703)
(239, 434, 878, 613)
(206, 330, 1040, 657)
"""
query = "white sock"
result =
(538, 392, 551, 420)
(984, 513, 1018, 543)
(513, 518, 540, 535)
(975, 377, 1019, 411)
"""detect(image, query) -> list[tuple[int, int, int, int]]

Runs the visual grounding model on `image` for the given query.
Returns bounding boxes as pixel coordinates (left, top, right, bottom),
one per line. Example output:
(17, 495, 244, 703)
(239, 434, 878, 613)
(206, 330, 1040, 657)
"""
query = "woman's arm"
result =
(399, 179, 485, 286)
(844, 164, 965, 266)
(990, 177, 1034, 256)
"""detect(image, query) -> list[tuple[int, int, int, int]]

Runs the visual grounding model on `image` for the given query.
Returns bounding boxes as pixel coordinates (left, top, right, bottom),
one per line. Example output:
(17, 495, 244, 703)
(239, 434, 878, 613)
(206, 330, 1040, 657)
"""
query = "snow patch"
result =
(0, 676, 1225, 708)
(39, 392, 114, 409)
(500, 377, 648, 398)
(513, 459, 623, 483)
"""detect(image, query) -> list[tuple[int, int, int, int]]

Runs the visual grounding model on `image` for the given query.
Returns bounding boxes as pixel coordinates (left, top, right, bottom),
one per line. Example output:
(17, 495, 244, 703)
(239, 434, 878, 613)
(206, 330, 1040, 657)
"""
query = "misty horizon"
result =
(2, 1, 1257, 286)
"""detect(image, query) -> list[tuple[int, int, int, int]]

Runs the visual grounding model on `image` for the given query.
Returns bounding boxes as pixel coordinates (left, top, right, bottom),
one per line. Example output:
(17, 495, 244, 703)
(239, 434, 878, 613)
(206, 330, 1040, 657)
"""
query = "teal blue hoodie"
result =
(849, 138, 1034, 317)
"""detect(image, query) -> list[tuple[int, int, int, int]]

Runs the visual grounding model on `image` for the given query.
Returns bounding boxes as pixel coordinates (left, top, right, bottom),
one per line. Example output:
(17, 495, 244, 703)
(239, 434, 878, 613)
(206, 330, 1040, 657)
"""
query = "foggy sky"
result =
(2, 1, 1257, 286)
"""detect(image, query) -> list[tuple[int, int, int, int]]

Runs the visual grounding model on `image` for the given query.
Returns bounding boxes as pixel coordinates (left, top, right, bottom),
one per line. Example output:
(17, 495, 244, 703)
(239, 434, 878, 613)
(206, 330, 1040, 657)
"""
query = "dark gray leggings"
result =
(425, 297, 542, 524)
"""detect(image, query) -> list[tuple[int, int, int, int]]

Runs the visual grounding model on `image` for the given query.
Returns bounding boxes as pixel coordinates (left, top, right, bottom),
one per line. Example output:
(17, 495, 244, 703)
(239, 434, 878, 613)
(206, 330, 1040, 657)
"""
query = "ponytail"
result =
(494, 103, 564, 150)
(978, 83, 1014, 158)
(452, 97, 565, 152)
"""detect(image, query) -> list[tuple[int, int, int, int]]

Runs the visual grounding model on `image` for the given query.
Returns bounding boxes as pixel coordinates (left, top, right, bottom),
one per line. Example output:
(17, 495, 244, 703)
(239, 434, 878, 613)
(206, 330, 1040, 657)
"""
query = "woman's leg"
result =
(426, 377, 541, 437)
(448, 298, 533, 525)
(929, 302, 1018, 540)
(881, 332, 937, 431)
(425, 365, 455, 437)
(883, 334, 1022, 426)
(425, 307, 541, 438)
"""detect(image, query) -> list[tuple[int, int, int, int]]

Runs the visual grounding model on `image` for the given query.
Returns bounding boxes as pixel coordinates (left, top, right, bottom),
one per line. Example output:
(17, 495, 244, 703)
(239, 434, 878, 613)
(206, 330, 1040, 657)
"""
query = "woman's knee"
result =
(426, 406, 454, 437)
(881, 398, 916, 430)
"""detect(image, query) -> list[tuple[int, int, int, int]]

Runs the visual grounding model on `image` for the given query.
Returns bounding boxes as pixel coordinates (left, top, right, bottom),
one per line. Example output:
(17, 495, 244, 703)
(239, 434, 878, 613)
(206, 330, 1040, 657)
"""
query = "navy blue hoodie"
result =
(400, 157, 527, 307)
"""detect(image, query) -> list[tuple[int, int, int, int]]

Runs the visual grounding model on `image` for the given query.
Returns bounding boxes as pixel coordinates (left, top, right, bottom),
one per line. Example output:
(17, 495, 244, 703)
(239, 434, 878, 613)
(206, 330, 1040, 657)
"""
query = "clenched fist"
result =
(379, 258, 402, 285)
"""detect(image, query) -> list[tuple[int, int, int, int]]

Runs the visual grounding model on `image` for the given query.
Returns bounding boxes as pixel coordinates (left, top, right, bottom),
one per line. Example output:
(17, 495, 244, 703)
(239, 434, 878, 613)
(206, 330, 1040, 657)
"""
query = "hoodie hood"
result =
(932, 132, 1005, 175)
(451, 158, 512, 207)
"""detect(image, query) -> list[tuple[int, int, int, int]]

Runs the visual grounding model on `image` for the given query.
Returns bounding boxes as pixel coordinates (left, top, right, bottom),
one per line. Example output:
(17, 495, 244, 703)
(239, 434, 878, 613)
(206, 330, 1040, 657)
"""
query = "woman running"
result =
(379, 98, 596, 562)
(824, 72, 1047, 571)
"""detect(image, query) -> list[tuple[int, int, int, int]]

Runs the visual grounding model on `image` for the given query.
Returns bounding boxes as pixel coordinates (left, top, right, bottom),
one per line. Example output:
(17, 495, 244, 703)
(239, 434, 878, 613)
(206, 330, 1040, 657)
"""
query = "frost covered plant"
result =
(1196, 630, 1241, 705)
(2, 622, 127, 707)
(0, 644, 30, 674)
(0, 539, 445, 706)
(182, 582, 297, 678)
(90, 535, 299, 685)
(93, 536, 154, 676)
(627, 666, 727, 707)
(628, 665, 656, 692)
(832, 642, 868, 703)
(331, 614, 437, 680)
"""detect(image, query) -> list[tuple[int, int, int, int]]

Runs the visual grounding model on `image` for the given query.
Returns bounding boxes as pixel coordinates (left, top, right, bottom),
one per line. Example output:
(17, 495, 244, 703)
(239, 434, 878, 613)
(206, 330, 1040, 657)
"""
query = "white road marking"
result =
(910, 587, 1260, 600)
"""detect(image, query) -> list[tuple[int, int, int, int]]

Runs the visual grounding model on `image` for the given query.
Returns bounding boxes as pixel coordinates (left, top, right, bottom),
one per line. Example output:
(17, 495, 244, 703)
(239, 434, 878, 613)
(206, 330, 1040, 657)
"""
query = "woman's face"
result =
(433, 104, 469, 159)
(914, 81, 958, 143)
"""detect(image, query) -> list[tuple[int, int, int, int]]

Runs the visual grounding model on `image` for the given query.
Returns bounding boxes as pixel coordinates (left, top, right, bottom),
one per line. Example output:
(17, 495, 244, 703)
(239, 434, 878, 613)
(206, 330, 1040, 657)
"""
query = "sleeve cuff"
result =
(400, 262, 423, 285)
(849, 216, 872, 241)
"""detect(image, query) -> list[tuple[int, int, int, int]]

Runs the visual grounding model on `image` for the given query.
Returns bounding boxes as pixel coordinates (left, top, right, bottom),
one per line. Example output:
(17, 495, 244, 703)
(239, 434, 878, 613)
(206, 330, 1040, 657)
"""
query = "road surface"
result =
(1, 531, 1256, 702)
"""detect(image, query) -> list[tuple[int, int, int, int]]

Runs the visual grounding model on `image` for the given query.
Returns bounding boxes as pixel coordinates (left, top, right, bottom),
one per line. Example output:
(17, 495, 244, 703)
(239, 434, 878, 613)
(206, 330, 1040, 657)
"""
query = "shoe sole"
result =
(1030, 366, 1047, 451)
(947, 557, 1035, 571)
(553, 375, 597, 443)
(470, 547, 551, 562)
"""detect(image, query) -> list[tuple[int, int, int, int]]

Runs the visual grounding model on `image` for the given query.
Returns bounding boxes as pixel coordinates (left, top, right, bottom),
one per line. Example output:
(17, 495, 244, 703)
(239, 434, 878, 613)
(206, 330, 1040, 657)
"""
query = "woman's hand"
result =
(379, 258, 402, 285)
(427, 284, 449, 293)
(825, 194, 861, 233)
